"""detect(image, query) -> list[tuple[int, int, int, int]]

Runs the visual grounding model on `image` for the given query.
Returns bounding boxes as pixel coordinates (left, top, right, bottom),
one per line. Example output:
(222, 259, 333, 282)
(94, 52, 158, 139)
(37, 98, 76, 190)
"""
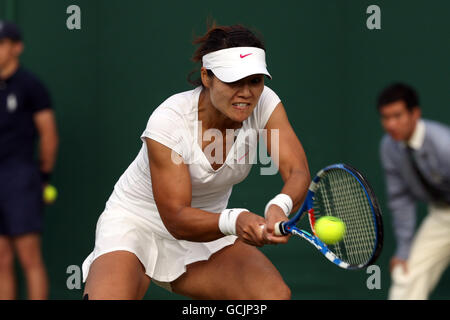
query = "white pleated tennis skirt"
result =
(81, 207, 237, 290)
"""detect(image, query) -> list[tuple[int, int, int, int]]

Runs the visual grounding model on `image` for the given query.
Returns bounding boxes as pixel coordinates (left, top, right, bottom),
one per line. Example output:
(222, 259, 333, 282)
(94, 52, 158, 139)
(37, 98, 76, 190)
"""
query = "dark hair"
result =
(187, 22, 266, 87)
(376, 83, 420, 112)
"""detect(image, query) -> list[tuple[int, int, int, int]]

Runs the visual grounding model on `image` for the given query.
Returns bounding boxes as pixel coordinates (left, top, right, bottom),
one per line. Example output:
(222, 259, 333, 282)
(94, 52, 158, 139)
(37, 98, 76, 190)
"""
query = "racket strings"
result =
(333, 172, 374, 262)
(337, 173, 375, 264)
(333, 176, 375, 265)
(313, 169, 376, 266)
(334, 175, 375, 264)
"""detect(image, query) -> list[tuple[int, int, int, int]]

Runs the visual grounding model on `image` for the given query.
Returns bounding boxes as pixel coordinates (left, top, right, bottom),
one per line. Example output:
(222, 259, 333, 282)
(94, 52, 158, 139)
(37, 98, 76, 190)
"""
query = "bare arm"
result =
(146, 138, 266, 245)
(33, 109, 59, 175)
(263, 102, 311, 239)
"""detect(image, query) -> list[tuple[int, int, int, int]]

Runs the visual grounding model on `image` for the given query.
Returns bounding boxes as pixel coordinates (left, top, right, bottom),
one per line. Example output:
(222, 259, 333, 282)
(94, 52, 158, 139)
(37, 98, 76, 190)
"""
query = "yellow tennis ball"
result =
(314, 216, 346, 245)
(43, 185, 58, 204)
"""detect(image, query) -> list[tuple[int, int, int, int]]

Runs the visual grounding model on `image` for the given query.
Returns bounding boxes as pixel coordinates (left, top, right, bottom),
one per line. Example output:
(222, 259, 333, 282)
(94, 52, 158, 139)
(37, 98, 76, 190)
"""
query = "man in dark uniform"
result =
(0, 21, 58, 299)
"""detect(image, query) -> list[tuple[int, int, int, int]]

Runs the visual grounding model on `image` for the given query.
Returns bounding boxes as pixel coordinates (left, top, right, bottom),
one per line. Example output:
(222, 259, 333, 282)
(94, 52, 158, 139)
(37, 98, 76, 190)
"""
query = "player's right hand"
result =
(235, 211, 267, 247)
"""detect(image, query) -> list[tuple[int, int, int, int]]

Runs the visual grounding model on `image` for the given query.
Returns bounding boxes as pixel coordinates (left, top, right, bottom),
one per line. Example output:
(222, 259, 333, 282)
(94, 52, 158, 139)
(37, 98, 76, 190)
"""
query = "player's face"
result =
(0, 39, 22, 68)
(379, 100, 421, 141)
(206, 72, 265, 124)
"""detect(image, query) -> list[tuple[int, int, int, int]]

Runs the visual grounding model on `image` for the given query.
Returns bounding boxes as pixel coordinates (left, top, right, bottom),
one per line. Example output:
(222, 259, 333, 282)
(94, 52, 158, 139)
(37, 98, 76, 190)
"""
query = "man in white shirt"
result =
(378, 82, 450, 299)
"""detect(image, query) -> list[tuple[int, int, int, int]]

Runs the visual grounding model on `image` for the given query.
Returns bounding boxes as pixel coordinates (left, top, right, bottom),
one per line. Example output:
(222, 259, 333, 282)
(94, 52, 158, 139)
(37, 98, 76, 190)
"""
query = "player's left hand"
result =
(263, 205, 290, 244)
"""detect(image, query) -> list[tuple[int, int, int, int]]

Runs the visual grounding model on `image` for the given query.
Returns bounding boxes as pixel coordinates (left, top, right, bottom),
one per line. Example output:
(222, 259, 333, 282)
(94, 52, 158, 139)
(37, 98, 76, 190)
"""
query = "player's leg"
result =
(83, 250, 151, 300)
(13, 233, 48, 300)
(171, 239, 291, 299)
(389, 205, 450, 300)
(0, 236, 16, 299)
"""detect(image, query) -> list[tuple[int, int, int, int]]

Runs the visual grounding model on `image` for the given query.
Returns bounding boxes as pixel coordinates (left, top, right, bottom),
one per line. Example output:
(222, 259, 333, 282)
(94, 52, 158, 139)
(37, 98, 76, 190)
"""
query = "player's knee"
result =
(256, 281, 291, 300)
(270, 282, 291, 300)
(283, 284, 292, 300)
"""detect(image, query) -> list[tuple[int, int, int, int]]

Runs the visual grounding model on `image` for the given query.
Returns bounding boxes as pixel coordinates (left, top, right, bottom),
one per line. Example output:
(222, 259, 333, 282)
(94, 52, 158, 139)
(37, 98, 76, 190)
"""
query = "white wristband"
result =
(264, 194, 293, 218)
(219, 208, 248, 236)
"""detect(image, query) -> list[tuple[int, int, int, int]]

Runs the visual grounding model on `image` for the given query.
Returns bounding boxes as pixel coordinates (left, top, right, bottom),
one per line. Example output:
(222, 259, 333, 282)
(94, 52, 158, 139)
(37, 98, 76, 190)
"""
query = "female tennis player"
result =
(82, 23, 310, 299)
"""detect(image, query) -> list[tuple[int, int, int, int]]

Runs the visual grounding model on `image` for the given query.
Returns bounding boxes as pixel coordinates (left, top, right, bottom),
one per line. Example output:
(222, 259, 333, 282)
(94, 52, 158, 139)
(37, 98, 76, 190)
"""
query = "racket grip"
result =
(274, 221, 288, 236)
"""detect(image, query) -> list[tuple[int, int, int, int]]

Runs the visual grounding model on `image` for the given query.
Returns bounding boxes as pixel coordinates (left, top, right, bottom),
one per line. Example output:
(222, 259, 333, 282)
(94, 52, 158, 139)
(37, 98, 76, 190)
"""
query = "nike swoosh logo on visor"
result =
(240, 53, 253, 58)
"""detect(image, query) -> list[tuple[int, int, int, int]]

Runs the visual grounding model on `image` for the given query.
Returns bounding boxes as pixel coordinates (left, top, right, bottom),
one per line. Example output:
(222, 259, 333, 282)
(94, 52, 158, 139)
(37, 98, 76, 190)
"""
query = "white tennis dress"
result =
(82, 85, 281, 287)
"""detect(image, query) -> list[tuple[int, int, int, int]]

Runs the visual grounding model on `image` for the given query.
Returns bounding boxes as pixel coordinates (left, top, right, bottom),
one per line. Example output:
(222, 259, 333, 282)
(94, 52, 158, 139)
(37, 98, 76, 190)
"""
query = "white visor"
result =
(202, 47, 272, 83)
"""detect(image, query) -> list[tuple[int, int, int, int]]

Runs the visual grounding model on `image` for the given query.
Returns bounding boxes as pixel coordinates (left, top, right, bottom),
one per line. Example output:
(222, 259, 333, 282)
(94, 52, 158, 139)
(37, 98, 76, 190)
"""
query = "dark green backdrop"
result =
(1, 0, 449, 299)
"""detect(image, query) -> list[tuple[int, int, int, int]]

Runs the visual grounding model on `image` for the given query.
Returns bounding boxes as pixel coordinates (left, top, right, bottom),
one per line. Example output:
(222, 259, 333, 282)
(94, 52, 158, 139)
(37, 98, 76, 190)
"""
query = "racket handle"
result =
(274, 221, 288, 236)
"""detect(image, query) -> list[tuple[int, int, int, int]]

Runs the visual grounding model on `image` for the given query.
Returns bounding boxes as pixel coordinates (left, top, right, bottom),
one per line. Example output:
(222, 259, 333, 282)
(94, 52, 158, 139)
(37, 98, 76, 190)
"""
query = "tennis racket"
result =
(274, 163, 383, 270)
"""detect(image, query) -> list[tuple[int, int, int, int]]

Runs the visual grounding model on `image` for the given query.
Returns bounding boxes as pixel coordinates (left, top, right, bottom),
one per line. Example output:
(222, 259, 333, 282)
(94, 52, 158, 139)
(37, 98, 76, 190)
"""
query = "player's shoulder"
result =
(259, 85, 278, 101)
(262, 84, 275, 94)
(149, 86, 200, 124)
(257, 85, 282, 112)
(164, 86, 200, 103)
(245, 85, 281, 129)
(252, 85, 280, 109)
